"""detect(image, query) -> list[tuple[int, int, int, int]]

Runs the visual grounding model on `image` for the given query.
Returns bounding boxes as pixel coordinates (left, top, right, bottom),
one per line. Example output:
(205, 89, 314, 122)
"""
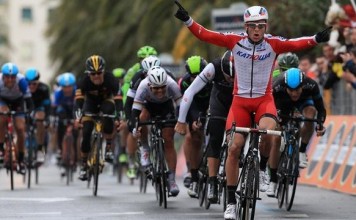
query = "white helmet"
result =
(141, 55, 161, 72)
(244, 6, 268, 22)
(148, 66, 167, 87)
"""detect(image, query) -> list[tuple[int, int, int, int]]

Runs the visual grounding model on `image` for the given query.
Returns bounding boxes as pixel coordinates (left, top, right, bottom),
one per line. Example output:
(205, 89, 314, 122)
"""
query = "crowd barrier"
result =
(299, 115, 356, 195)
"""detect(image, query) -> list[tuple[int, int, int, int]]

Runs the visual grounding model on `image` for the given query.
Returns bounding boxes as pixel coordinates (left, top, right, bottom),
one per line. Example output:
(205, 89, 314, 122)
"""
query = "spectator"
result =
(342, 46, 356, 89)
(299, 55, 317, 79)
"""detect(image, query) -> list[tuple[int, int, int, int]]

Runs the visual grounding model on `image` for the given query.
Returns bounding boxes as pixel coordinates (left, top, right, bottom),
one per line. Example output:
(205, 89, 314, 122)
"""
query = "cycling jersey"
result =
(185, 19, 318, 98)
(0, 73, 31, 100)
(273, 75, 326, 123)
(31, 82, 51, 115)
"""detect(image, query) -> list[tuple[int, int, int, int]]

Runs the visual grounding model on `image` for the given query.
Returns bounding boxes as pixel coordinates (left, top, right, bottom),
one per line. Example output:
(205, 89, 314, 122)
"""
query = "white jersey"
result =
(0, 73, 31, 100)
(132, 76, 182, 111)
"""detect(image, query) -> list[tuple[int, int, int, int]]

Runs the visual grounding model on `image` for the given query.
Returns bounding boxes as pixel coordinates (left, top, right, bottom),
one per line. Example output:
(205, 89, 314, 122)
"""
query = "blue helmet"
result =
(2, 62, 19, 76)
(58, 72, 76, 87)
(284, 68, 304, 89)
(25, 68, 40, 81)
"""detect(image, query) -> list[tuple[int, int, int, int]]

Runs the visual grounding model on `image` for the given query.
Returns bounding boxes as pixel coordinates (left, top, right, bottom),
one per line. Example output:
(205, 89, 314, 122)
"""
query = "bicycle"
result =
(83, 112, 116, 196)
(137, 117, 177, 209)
(0, 111, 24, 190)
(276, 114, 320, 211)
(232, 115, 281, 220)
(24, 115, 43, 189)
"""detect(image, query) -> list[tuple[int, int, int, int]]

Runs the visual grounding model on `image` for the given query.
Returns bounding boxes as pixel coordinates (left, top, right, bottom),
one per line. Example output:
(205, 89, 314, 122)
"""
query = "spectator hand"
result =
(315, 26, 332, 43)
(174, 0, 190, 22)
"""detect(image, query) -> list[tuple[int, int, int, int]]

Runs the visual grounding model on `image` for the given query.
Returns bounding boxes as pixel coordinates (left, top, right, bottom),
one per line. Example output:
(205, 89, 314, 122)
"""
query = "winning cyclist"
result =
(75, 55, 122, 181)
(174, 2, 331, 219)
(130, 66, 182, 197)
(266, 68, 326, 196)
(25, 68, 51, 164)
(176, 55, 211, 198)
(175, 50, 234, 203)
(0, 63, 33, 174)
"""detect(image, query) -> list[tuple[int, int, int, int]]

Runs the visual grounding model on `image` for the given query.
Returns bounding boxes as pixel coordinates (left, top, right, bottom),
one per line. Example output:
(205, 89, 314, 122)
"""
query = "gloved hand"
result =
(315, 124, 326, 136)
(315, 26, 332, 43)
(132, 127, 141, 138)
(174, 0, 190, 22)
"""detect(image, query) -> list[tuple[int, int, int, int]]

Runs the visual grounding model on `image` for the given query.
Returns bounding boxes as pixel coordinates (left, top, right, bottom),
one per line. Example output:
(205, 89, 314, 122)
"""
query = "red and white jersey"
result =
(186, 20, 318, 98)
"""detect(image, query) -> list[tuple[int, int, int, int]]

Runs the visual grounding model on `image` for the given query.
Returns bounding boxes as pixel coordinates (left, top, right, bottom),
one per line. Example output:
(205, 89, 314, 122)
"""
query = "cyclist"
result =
(266, 67, 326, 196)
(272, 52, 300, 78)
(130, 66, 182, 196)
(125, 55, 176, 179)
(0, 62, 33, 174)
(122, 45, 158, 104)
(174, 3, 331, 219)
(175, 50, 234, 203)
(25, 68, 51, 164)
(75, 55, 121, 181)
(53, 72, 77, 175)
(112, 68, 128, 167)
(176, 55, 211, 198)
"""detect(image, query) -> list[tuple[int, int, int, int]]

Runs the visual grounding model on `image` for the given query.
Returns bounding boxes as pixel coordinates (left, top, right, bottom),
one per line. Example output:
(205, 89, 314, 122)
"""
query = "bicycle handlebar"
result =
(234, 127, 282, 136)
(138, 118, 177, 127)
(83, 113, 116, 119)
(0, 111, 27, 116)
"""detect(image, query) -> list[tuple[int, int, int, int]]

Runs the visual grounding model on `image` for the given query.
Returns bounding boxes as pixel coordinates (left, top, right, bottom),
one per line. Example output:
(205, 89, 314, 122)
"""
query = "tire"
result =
(277, 152, 288, 208)
(7, 138, 15, 191)
(204, 177, 211, 210)
(27, 136, 33, 189)
(92, 137, 101, 196)
(158, 140, 167, 209)
(198, 176, 206, 207)
(285, 152, 299, 211)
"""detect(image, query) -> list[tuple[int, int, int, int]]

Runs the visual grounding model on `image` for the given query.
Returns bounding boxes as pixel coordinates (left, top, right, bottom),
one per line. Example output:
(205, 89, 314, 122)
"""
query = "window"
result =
(22, 7, 33, 22)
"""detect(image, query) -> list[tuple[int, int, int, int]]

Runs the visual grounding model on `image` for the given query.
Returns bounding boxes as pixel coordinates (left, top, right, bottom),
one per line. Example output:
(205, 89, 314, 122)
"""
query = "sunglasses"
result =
(246, 23, 267, 29)
(151, 85, 167, 90)
(29, 82, 39, 86)
(88, 71, 103, 76)
(3, 75, 16, 79)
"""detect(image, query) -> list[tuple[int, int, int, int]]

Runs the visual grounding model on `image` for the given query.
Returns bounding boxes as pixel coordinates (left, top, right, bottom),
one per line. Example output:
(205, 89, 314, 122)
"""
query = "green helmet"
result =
(113, 68, 126, 79)
(278, 53, 299, 72)
(137, 46, 157, 59)
(185, 55, 207, 76)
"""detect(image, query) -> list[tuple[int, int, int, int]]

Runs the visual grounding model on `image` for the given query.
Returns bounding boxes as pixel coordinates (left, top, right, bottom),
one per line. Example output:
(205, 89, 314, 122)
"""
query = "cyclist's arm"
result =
(177, 63, 215, 123)
(186, 19, 239, 49)
(269, 36, 318, 54)
(310, 80, 326, 123)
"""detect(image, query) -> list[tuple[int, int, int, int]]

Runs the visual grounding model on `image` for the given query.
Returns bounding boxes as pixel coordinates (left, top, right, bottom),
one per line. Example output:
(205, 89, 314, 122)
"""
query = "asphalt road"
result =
(0, 159, 355, 220)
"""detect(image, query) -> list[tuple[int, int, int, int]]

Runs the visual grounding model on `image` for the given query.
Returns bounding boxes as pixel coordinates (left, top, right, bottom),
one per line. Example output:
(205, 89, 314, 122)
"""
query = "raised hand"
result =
(315, 26, 332, 43)
(174, 0, 190, 22)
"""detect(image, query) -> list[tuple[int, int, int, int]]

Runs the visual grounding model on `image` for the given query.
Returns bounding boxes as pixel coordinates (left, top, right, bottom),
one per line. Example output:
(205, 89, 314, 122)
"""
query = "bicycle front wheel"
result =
(92, 137, 102, 196)
(277, 152, 288, 209)
(285, 152, 299, 211)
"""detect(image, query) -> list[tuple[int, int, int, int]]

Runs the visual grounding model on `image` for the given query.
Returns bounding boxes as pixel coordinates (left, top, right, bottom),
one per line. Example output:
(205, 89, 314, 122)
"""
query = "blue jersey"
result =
(53, 86, 76, 109)
(0, 73, 31, 100)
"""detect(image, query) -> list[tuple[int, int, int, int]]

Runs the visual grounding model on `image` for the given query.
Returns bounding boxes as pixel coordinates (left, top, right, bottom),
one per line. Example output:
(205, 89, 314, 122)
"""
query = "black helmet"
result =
(278, 53, 299, 72)
(221, 50, 235, 78)
(86, 55, 105, 73)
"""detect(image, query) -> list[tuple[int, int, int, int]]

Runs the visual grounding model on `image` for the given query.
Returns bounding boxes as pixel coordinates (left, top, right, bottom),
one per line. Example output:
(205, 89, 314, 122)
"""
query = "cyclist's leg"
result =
(14, 115, 26, 174)
(255, 94, 278, 194)
(101, 99, 116, 162)
(137, 108, 150, 169)
(182, 127, 192, 187)
(56, 106, 66, 162)
(299, 101, 317, 168)
(34, 109, 46, 163)
(78, 118, 94, 180)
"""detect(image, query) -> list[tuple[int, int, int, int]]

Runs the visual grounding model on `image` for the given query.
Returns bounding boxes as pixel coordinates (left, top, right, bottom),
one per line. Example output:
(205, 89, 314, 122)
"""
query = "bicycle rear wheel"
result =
(6, 138, 15, 191)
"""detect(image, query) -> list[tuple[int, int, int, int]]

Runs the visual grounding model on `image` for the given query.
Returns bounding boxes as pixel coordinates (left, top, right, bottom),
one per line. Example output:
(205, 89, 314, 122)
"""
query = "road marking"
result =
(97, 212, 144, 216)
(284, 214, 309, 218)
(0, 197, 74, 203)
(21, 212, 62, 215)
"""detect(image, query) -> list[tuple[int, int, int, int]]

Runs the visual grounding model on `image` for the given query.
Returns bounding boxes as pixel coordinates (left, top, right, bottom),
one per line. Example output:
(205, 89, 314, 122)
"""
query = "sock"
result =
(191, 169, 199, 182)
(227, 185, 237, 204)
(168, 171, 176, 182)
(208, 176, 217, 184)
(260, 155, 268, 171)
(299, 142, 308, 153)
(0, 143, 4, 151)
(37, 144, 43, 151)
(18, 152, 25, 163)
(270, 168, 278, 183)
(106, 139, 112, 149)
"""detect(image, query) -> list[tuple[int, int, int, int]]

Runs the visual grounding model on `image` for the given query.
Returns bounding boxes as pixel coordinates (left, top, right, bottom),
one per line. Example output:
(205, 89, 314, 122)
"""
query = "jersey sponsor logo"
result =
(236, 51, 271, 60)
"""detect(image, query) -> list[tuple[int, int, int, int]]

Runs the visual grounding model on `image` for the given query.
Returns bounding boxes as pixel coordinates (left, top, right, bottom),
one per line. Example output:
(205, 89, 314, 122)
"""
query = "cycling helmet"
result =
(113, 68, 126, 79)
(1, 62, 19, 76)
(141, 56, 161, 72)
(137, 46, 157, 59)
(244, 6, 268, 22)
(86, 55, 105, 72)
(278, 53, 299, 71)
(185, 56, 207, 76)
(284, 68, 304, 89)
(148, 66, 167, 87)
(25, 68, 40, 81)
(221, 50, 235, 78)
(58, 72, 76, 87)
